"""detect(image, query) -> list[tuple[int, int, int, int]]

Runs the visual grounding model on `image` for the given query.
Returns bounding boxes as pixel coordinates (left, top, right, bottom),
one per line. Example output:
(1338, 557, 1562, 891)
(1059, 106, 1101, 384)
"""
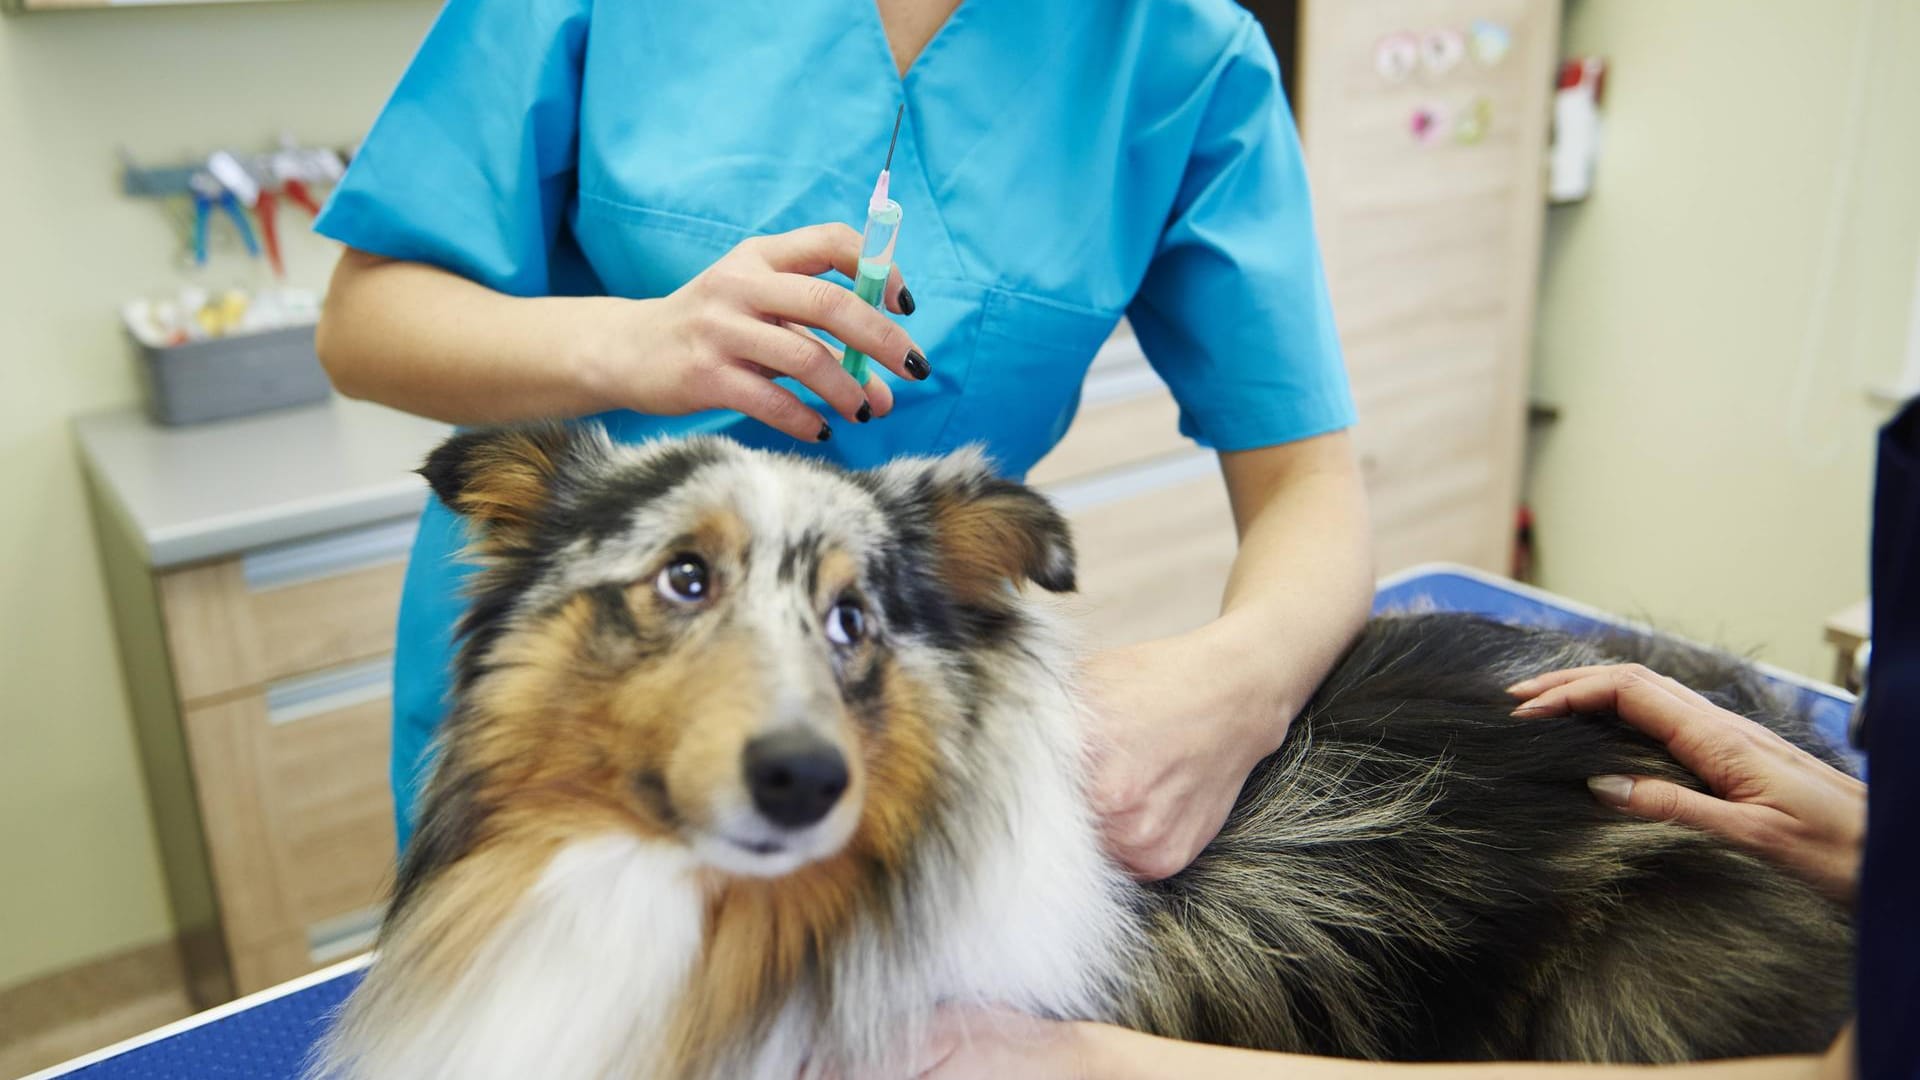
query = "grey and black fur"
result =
(319, 425, 1853, 1078)
(1129, 617, 1854, 1061)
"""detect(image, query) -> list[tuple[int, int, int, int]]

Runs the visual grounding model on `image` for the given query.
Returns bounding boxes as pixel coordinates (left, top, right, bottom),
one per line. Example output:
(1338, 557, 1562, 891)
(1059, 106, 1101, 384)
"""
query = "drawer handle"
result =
(243, 516, 419, 592)
(1041, 450, 1217, 514)
(308, 904, 384, 965)
(266, 657, 392, 726)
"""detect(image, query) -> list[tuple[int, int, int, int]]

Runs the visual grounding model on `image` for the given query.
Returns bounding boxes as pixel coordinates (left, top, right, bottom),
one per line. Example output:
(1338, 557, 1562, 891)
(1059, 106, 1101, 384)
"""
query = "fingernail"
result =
(1587, 775, 1634, 806)
(817, 423, 833, 443)
(905, 349, 931, 380)
(1510, 704, 1550, 718)
(1505, 679, 1536, 696)
(855, 402, 872, 423)
(898, 287, 916, 316)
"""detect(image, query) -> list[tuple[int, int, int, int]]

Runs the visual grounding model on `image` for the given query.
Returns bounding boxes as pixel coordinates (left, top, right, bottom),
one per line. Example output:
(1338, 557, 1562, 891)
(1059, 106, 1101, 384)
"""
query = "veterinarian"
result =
(315, 0, 1373, 878)
(904, 399, 1920, 1078)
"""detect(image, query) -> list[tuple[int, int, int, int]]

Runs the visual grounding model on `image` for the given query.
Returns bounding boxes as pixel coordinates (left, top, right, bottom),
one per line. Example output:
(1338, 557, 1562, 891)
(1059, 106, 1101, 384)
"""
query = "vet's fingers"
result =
(715, 317, 870, 423)
(1505, 661, 1658, 691)
(708, 365, 832, 444)
(752, 273, 924, 380)
(773, 320, 896, 419)
(744, 224, 913, 315)
(1587, 774, 1759, 845)
(1510, 664, 1716, 711)
(1510, 666, 1693, 730)
(862, 369, 897, 417)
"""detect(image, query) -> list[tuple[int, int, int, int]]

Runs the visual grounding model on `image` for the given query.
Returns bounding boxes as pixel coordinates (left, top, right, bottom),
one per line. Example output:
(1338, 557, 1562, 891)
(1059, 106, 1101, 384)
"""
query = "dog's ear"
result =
(419, 423, 606, 548)
(880, 450, 1077, 599)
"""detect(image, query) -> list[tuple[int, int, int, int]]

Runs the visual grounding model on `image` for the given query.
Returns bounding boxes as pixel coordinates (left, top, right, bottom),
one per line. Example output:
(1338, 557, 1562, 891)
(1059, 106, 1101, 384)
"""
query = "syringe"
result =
(840, 106, 906, 383)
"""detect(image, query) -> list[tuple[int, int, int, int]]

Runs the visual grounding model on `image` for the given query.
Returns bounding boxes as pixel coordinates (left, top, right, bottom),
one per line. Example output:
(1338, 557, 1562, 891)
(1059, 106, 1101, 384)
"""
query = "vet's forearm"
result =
(1075, 1022, 1846, 1080)
(1209, 431, 1373, 744)
(316, 248, 626, 425)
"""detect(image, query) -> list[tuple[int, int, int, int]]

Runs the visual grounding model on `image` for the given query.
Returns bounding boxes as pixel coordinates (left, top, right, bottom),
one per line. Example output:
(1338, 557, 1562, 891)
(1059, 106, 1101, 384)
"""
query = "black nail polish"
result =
(817, 423, 833, 442)
(898, 287, 916, 316)
(855, 402, 872, 423)
(904, 349, 931, 380)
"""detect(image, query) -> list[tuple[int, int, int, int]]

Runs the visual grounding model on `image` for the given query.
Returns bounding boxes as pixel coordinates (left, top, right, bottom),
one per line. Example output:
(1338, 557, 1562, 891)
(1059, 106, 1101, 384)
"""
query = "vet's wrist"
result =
(568, 295, 664, 414)
(1067, 1021, 1157, 1080)
(1192, 613, 1306, 754)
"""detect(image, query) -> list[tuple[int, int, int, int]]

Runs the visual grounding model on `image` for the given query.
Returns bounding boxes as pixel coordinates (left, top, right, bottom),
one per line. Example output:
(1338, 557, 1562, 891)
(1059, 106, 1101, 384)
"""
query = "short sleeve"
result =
(314, 0, 591, 297)
(1126, 14, 1355, 452)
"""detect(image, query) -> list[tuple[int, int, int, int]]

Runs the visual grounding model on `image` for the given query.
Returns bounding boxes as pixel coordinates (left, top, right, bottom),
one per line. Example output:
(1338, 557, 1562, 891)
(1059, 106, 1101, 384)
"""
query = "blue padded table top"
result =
(29, 565, 1857, 1080)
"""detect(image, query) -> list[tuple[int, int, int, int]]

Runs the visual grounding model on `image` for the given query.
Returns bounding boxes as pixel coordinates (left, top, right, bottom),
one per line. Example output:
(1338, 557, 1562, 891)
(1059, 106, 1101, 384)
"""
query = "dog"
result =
(312, 423, 1853, 1079)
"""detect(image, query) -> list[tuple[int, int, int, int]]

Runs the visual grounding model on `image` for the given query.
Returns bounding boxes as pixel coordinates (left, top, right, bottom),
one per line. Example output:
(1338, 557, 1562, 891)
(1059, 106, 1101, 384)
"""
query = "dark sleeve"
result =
(1856, 398, 1920, 1078)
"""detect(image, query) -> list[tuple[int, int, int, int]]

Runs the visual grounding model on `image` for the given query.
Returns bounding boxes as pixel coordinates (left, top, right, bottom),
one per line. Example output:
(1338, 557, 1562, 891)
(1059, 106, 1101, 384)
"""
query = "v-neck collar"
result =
(864, 0, 977, 88)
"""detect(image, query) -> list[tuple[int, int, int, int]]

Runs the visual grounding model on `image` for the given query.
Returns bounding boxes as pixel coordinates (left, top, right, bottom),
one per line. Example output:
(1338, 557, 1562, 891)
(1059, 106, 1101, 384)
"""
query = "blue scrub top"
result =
(317, 0, 1354, 847)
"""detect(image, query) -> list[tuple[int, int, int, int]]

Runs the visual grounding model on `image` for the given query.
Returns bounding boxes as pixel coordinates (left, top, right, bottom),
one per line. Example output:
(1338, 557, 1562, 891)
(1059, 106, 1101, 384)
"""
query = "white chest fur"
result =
(749, 660, 1140, 1079)
(330, 838, 706, 1080)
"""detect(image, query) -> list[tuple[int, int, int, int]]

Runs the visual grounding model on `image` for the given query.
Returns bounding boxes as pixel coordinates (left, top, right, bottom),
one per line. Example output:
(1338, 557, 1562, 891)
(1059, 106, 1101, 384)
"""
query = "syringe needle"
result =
(884, 104, 904, 172)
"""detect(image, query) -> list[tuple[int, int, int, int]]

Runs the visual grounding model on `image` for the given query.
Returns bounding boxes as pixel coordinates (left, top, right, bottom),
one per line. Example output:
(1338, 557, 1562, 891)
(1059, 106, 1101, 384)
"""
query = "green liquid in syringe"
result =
(840, 257, 891, 383)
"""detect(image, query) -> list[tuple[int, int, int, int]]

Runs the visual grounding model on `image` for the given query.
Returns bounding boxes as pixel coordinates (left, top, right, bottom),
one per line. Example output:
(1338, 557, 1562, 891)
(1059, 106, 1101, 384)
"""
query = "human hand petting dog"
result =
(1508, 663, 1867, 906)
(1081, 629, 1281, 881)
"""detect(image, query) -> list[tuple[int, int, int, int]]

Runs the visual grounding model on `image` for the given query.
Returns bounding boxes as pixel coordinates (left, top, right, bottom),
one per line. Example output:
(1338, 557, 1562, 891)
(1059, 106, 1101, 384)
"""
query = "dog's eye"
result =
(656, 554, 710, 605)
(825, 598, 867, 647)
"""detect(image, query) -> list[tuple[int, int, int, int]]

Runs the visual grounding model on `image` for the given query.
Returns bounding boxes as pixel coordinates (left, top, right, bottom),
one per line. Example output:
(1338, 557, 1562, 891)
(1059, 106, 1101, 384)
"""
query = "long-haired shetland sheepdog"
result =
(314, 424, 1853, 1079)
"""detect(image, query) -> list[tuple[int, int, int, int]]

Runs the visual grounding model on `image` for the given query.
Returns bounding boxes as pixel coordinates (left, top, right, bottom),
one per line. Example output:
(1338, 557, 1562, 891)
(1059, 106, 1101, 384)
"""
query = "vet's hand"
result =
(906, 1006, 1090, 1080)
(1509, 664, 1867, 906)
(1083, 632, 1279, 881)
(583, 223, 927, 442)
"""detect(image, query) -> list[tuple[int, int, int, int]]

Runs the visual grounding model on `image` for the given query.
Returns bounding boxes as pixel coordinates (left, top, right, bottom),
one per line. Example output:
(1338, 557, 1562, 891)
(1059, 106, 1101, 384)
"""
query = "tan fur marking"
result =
(448, 428, 571, 542)
(465, 594, 677, 839)
(814, 549, 860, 604)
(691, 507, 751, 565)
(930, 491, 1059, 599)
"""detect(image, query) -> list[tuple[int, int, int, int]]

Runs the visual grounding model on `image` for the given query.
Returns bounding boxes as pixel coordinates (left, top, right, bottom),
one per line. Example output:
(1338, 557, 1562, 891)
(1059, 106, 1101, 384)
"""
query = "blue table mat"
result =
(1373, 568, 1859, 762)
(41, 568, 1856, 1079)
(45, 968, 363, 1080)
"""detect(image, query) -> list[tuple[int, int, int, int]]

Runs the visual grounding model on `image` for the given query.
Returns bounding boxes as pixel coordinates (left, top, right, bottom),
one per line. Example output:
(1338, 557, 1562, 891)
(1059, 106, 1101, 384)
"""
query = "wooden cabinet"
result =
(1296, 0, 1559, 573)
(89, 501, 411, 1001)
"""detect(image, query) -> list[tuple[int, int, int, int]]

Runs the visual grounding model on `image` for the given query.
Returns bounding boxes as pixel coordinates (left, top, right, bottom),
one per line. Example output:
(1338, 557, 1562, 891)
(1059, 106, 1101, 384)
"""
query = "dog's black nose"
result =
(743, 731, 849, 829)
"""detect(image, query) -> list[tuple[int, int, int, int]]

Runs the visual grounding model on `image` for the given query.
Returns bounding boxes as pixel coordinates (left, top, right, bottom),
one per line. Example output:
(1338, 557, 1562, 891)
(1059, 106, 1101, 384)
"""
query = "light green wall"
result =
(1532, 0, 1920, 679)
(0, 0, 438, 991)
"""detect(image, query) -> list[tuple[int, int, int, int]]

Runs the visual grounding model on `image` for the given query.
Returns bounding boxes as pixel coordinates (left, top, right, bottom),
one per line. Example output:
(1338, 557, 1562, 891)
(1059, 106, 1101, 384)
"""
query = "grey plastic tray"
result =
(133, 323, 331, 426)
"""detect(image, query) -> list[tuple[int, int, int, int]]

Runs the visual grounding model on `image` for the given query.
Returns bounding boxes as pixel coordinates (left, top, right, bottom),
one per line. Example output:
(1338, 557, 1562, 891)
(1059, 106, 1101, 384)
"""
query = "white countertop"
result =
(75, 397, 452, 569)
(73, 328, 1148, 571)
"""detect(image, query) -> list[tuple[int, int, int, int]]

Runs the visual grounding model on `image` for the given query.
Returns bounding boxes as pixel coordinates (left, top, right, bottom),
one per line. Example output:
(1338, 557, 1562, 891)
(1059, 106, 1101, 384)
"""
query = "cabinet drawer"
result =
(183, 659, 396, 993)
(160, 517, 415, 703)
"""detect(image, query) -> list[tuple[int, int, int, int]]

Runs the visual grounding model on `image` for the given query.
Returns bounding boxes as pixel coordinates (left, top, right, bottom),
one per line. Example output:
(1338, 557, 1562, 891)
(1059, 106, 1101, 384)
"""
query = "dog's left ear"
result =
(419, 422, 608, 551)
(878, 450, 1076, 599)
